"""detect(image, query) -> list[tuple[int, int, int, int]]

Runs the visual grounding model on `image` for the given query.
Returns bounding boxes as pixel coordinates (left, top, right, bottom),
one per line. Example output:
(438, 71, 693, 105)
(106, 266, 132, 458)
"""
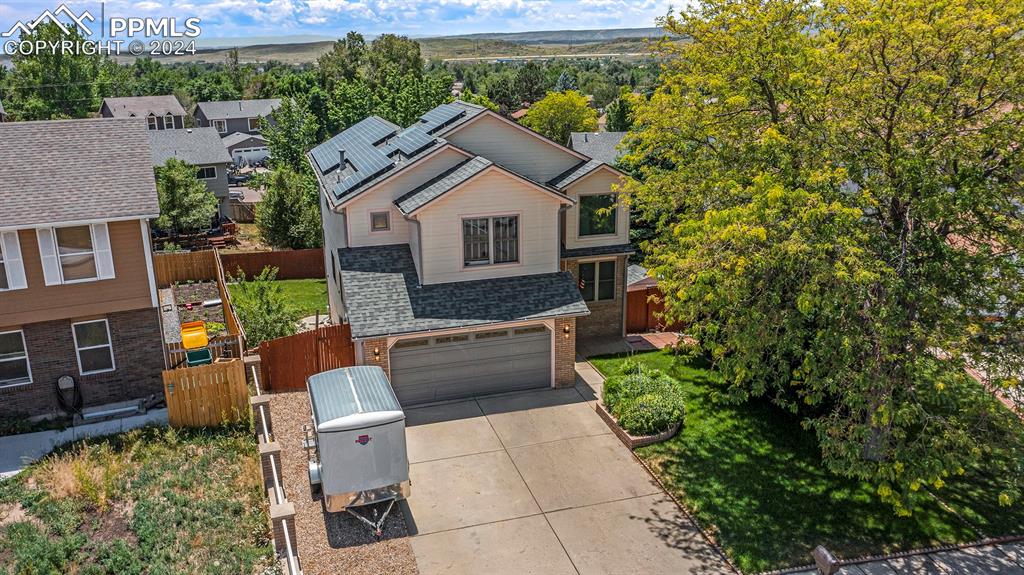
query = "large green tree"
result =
(262, 98, 320, 172)
(255, 168, 322, 250)
(4, 22, 100, 120)
(625, 0, 1024, 514)
(521, 90, 598, 144)
(154, 159, 219, 236)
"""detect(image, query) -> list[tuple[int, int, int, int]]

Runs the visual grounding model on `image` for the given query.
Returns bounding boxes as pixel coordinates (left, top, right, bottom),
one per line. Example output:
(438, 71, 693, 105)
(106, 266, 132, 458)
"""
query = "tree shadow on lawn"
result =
(595, 351, 1024, 573)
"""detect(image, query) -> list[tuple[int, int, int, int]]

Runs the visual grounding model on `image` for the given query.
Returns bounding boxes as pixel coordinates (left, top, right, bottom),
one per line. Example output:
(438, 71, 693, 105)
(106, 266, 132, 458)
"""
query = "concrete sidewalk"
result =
(0, 409, 168, 478)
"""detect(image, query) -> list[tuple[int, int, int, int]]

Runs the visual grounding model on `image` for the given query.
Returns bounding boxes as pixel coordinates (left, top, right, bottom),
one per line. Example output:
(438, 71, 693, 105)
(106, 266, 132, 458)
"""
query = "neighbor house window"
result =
(579, 194, 617, 236)
(0, 330, 31, 387)
(248, 117, 261, 131)
(463, 216, 519, 266)
(72, 320, 115, 375)
(197, 166, 217, 180)
(147, 116, 158, 130)
(55, 226, 98, 282)
(578, 260, 616, 302)
(213, 119, 227, 133)
(370, 211, 390, 232)
(163, 113, 174, 129)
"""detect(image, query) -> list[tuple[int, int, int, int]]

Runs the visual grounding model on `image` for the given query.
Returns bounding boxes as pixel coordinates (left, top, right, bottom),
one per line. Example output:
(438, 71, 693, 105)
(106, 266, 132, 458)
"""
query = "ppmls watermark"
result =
(2, 3, 202, 56)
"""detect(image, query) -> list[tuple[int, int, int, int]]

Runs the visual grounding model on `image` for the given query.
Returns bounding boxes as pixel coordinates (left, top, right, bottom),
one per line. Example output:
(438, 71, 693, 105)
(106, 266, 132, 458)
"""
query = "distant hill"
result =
(431, 27, 672, 45)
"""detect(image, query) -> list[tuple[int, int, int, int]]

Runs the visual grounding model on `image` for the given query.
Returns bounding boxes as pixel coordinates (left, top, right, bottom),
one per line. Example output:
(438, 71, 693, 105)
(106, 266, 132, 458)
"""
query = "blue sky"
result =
(0, 0, 676, 41)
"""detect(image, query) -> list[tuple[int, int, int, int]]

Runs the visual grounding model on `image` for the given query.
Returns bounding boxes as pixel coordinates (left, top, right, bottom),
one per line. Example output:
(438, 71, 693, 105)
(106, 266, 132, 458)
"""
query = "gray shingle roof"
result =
(196, 98, 282, 121)
(0, 118, 159, 228)
(562, 244, 635, 259)
(338, 244, 590, 339)
(102, 95, 185, 118)
(149, 127, 233, 167)
(569, 131, 626, 164)
(549, 159, 604, 189)
(221, 131, 267, 148)
(395, 156, 493, 215)
(627, 264, 656, 287)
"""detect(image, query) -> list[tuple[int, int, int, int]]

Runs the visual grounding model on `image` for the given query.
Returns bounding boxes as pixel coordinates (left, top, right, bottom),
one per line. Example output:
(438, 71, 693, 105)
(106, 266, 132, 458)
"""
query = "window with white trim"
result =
(578, 260, 616, 301)
(36, 224, 114, 285)
(0, 231, 27, 291)
(55, 226, 98, 282)
(579, 194, 617, 236)
(73, 320, 115, 375)
(163, 113, 175, 129)
(213, 119, 227, 133)
(248, 117, 261, 131)
(0, 330, 31, 387)
(462, 215, 518, 266)
(197, 166, 217, 180)
(370, 211, 390, 232)
(147, 115, 158, 130)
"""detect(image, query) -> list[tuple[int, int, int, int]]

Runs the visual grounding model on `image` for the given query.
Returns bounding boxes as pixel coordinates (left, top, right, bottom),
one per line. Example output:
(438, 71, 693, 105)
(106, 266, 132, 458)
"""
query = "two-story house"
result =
(309, 101, 631, 406)
(148, 128, 233, 218)
(100, 95, 186, 130)
(0, 118, 166, 419)
(194, 99, 281, 136)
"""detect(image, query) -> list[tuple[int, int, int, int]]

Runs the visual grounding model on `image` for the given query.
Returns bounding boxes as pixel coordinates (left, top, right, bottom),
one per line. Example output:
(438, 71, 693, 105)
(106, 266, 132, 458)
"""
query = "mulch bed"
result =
(172, 281, 228, 336)
(268, 391, 419, 575)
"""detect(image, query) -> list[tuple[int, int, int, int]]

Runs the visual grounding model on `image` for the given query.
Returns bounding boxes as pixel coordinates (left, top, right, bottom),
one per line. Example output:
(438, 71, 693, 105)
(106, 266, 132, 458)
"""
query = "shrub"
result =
(603, 364, 684, 435)
(229, 266, 298, 346)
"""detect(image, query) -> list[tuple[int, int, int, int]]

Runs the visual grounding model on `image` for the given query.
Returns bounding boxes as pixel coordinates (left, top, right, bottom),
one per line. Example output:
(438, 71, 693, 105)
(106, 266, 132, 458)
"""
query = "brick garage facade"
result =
(554, 317, 577, 387)
(0, 307, 165, 419)
(359, 337, 390, 377)
(561, 255, 628, 340)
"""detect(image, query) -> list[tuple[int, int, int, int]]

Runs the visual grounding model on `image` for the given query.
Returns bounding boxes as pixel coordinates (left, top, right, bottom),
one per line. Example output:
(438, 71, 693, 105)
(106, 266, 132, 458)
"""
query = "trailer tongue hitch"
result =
(345, 499, 396, 538)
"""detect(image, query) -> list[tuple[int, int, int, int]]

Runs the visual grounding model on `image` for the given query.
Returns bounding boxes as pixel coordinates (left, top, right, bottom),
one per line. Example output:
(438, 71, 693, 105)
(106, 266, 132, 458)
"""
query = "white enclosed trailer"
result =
(305, 366, 411, 513)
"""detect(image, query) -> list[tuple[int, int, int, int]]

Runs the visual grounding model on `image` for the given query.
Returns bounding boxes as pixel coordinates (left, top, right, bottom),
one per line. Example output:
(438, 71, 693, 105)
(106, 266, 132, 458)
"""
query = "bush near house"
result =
(603, 361, 685, 435)
(0, 425, 275, 575)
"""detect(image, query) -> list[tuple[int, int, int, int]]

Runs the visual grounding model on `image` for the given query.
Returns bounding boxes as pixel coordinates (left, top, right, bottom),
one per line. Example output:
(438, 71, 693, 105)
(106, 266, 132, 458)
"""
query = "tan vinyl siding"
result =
(0, 220, 154, 327)
(415, 170, 561, 285)
(346, 147, 470, 248)
(445, 114, 581, 183)
(563, 169, 630, 250)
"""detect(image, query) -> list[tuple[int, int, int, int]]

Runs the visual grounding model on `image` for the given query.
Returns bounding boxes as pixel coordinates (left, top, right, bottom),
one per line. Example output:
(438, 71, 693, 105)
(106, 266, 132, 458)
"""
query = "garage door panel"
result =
(389, 325, 552, 405)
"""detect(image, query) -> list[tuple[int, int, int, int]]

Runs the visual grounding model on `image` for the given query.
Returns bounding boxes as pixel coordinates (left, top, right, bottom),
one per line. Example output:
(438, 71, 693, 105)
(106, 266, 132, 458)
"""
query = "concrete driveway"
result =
(401, 384, 733, 575)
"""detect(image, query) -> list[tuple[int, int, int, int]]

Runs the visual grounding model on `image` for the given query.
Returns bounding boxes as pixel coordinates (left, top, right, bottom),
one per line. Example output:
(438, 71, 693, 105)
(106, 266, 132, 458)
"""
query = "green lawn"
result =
(229, 277, 329, 320)
(590, 349, 1024, 573)
(0, 425, 274, 575)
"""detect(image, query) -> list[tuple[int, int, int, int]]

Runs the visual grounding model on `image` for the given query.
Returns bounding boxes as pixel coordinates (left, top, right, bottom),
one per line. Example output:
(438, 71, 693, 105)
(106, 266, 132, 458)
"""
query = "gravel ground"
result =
(269, 391, 419, 575)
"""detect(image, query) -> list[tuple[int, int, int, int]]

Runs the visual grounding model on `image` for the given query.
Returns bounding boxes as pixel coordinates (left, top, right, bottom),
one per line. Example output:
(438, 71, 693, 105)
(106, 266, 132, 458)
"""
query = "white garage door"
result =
(232, 147, 269, 165)
(389, 324, 551, 405)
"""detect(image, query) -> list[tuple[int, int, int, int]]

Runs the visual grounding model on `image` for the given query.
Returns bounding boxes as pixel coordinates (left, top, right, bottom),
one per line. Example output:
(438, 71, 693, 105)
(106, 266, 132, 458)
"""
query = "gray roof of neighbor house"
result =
(337, 244, 590, 339)
(569, 131, 626, 164)
(102, 95, 185, 118)
(196, 98, 282, 121)
(308, 102, 490, 207)
(221, 131, 267, 148)
(149, 127, 233, 167)
(394, 156, 493, 215)
(0, 118, 159, 228)
(627, 264, 650, 286)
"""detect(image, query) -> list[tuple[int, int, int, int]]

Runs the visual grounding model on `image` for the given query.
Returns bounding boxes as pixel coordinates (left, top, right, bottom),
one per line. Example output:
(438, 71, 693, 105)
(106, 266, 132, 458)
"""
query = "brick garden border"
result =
(595, 401, 681, 449)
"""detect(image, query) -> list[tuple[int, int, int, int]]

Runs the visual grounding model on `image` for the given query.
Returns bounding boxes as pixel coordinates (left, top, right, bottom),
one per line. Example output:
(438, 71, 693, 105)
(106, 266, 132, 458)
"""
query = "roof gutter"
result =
(0, 213, 161, 232)
(349, 310, 592, 342)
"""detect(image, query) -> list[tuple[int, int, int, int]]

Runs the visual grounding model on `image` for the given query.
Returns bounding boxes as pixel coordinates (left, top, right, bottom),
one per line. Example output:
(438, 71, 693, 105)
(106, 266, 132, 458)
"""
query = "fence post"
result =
(250, 394, 273, 442)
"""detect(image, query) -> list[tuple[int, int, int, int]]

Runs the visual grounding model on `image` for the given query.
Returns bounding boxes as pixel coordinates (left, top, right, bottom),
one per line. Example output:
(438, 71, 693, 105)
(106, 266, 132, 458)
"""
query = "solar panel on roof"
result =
(420, 104, 465, 134)
(395, 128, 435, 156)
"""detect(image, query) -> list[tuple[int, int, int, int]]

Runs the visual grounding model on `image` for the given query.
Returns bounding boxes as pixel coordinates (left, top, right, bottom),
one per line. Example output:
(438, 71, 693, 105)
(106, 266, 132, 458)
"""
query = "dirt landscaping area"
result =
(268, 391, 418, 575)
(172, 281, 228, 336)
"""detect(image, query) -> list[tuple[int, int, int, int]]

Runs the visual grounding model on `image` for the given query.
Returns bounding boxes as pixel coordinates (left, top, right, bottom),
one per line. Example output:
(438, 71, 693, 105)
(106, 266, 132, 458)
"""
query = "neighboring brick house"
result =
(310, 101, 631, 406)
(0, 118, 166, 419)
(100, 95, 186, 130)
(148, 128, 233, 218)
(194, 99, 281, 136)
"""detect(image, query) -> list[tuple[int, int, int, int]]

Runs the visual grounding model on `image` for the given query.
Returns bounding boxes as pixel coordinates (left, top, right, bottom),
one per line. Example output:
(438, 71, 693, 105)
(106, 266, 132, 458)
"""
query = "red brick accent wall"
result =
(359, 337, 390, 378)
(554, 317, 577, 387)
(562, 255, 627, 339)
(0, 307, 165, 419)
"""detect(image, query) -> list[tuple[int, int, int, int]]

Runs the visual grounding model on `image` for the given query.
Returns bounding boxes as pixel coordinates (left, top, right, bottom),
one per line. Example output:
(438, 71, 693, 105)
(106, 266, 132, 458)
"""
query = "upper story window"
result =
(36, 224, 115, 286)
(164, 113, 175, 129)
(197, 166, 217, 180)
(147, 116, 158, 130)
(579, 194, 617, 236)
(72, 319, 115, 375)
(578, 260, 616, 301)
(248, 117, 261, 131)
(0, 231, 27, 291)
(213, 119, 227, 133)
(463, 215, 519, 267)
(370, 211, 390, 232)
(0, 330, 31, 387)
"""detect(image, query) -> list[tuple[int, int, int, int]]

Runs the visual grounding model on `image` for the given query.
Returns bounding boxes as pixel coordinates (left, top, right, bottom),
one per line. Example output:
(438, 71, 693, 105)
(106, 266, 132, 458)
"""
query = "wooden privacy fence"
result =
(153, 250, 218, 287)
(163, 360, 249, 427)
(221, 248, 325, 281)
(165, 334, 243, 368)
(627, 286, 684, 333)
(258, 324, 355, 391)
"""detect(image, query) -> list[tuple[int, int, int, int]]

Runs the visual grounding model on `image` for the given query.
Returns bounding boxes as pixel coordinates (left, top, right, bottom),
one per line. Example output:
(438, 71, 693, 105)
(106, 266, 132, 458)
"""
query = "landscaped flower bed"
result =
(598, 359, 685, 447)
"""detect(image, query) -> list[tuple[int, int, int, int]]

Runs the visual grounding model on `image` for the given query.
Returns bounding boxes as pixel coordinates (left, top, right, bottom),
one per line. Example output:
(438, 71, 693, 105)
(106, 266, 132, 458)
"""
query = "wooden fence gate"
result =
(258, 324, 355, 391)
(163, 360, 249, 427)
(627, 287, 684, 333)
